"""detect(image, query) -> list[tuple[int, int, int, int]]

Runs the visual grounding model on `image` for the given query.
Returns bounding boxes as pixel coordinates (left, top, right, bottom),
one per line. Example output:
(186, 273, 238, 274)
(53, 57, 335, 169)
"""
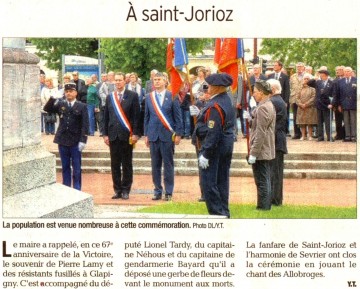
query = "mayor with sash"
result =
(144, 72, 183, 201)
(103, 72, 141, 200)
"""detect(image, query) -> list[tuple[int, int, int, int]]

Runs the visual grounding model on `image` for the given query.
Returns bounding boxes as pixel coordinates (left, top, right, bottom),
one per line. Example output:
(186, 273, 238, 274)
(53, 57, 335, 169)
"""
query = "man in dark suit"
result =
(315, 68, 334, 142)
(44, 83, 89, 190)
(144, 72, 183, 201)
(268, 60, 290, 135)
(267, 79, 288, 206)
(72, 71, 87, 103)
(103, 72, 141, 200)
(332, 66, 345, 140)
(333, 66, 357, 142)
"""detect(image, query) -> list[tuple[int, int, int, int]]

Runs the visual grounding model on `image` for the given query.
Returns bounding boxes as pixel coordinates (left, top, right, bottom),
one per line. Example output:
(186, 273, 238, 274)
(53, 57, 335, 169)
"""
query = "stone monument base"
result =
(3, 183, 93, 218)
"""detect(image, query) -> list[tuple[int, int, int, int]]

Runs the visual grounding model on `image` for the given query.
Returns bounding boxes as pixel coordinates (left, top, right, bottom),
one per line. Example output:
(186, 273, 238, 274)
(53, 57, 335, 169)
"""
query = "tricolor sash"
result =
(149, 91, 175, 134)
(110, 91, 133, 141)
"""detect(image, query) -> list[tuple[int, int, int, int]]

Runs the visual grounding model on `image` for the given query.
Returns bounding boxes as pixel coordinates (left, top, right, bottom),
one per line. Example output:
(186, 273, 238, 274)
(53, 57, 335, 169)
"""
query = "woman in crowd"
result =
(41, 77, 59, 135)
(296, 73, 317, 140)
(85, 77, 99, 136)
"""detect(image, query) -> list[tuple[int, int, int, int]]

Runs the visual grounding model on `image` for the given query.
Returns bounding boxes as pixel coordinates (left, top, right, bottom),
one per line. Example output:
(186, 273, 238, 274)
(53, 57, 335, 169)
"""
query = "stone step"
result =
(51, 150, 356, 161)
(57, 158, 356, 171)
(55, 165, 356, 179)
(3, 183, 93, 218)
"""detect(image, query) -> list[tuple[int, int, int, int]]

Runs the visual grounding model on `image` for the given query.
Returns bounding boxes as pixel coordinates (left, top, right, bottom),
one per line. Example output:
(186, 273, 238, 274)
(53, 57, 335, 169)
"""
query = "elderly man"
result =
(289, 62, 305, 139)
(332, 66, 345, 140)
(247, 80, 276, 210)
(268, 60, 290, 135)
(267, 79, 288, 206)
(191, 73, 235, 217)
(316, 68, 334, 142)
(72, 71, 87, 103)
(333, 67, 357, 142)
(250, 64, 267, 93)
(145, 69, 158, 93)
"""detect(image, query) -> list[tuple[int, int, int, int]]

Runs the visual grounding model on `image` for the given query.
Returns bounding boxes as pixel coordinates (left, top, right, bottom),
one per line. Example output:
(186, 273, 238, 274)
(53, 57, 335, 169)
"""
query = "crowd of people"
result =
(40, 60, 357, 217)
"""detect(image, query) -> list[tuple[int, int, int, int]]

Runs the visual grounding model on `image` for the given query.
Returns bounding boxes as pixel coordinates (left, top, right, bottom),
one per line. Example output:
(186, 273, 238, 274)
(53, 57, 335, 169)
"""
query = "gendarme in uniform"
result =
(193, 73, 235, 218)
(44, 82, 89, 190)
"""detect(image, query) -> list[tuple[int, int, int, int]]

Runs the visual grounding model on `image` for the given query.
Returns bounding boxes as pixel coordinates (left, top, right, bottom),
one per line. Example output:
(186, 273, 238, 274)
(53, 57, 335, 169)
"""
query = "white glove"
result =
(78, 142, 86, 152)
(189, 105, 200, 117)
(198, 155, 209, 169)
(249, 96, 257, 109)
(243, 110, 252, 120)
(248, 155, 256, 164)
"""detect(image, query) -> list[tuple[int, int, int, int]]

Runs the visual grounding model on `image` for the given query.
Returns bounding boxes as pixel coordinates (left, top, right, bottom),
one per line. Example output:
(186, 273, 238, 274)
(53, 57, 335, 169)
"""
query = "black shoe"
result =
(317, 138, 324, 142)
(122, 193, 129, 200)
(164, 194, 172, 201)
(185, 136, 191, 140)
(292, 135, 301, 139)
(152, 194, 162, 201)
(328, 137, 334, 142)
(111, 193, 122, 199)
(198, 197, 206, 202)
(343, 138, 351, 142)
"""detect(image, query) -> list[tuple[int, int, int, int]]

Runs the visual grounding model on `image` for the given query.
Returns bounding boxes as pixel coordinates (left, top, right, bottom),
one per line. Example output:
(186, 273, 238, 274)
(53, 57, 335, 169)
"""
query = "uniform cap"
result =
(205, 73, 233, 87)
(64, 83, 77, 91)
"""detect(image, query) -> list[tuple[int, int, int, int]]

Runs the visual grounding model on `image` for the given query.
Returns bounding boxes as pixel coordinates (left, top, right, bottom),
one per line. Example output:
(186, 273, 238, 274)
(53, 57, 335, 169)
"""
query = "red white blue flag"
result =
(166, 38, 189, 97)
(214, 38, 244, 92)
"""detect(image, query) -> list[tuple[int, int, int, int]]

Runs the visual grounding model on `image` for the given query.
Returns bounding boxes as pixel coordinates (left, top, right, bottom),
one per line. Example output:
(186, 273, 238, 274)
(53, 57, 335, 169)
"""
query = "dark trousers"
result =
(343, 109, 357, 140)
(58, 144, 82, 190)
(317, 109, 331, 140)
(334, 109, 344, 139)
(286, 104, 290, 134)
(270, 151, 284, 206)
(252, 160, 272, 210)
(292, 103, 301, 137)
(201, 142, 233, 218)
(98, 106, 105, 135)
(109, 138, 134, 195)
(195, 146, 204, 199)
(150, 140, 175, 195)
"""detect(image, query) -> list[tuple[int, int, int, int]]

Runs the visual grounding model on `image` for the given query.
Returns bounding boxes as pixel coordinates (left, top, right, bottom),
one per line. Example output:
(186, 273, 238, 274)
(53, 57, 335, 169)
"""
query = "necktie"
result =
(68, 102, 72, 108)
(119, 93, 123, 102)
(157, 93, 162, 107)
(276, 73, 279, 80)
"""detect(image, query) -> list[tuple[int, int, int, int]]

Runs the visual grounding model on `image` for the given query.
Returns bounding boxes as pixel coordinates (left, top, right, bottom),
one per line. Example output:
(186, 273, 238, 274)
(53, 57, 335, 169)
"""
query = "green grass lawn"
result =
(137, 203, 357, 219)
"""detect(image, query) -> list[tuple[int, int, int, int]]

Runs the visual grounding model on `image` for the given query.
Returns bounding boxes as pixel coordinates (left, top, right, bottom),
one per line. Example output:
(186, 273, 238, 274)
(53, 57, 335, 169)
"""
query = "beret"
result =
(64, 83, 77, 91)
(205, 73, 233, 87)
(254, 80, 272, 95)
(318, 69, 329, 75)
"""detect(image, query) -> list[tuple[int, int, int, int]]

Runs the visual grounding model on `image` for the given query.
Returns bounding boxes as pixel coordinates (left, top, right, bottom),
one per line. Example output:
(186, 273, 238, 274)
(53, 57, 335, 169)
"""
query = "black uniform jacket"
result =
(44, 98, 89, 146)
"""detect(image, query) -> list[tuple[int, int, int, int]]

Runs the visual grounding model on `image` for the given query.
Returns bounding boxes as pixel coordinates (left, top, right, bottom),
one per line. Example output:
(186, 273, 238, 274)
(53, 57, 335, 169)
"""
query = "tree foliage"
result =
(259, 38, 356, 75)
(28, 38, 98, 71)
(28, 38, 211, 81)
(100, 38, 211, 80)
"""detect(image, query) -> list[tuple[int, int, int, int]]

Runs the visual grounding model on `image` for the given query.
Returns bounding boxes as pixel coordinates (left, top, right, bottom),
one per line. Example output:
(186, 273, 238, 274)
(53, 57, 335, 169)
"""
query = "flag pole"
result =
(240, 57, 251, 156)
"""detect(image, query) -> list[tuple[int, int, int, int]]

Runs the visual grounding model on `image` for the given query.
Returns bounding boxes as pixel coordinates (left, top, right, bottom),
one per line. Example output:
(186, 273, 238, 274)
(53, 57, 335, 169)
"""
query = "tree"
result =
(28, 38, 211, 80)
(28, 38, 98, 71)
(259, 38, 356, 75)
(100, 38, 211, 80)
